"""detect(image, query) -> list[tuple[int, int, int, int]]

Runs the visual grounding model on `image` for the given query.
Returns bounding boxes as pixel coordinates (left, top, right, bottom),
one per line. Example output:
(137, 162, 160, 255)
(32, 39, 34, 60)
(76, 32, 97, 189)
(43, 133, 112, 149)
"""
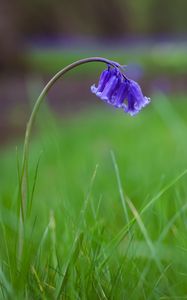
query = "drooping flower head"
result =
(91, 63, 150, 116)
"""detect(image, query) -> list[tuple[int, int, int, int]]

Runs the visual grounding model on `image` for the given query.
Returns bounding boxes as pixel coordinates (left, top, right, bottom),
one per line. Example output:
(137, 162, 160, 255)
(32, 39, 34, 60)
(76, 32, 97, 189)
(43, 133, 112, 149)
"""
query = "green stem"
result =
(21, 57, 118, 218)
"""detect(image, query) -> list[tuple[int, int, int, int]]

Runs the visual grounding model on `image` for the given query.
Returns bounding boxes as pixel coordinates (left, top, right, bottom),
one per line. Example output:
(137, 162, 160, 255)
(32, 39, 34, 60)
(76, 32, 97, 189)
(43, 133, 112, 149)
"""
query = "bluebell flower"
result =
(91, 65, 150, 116)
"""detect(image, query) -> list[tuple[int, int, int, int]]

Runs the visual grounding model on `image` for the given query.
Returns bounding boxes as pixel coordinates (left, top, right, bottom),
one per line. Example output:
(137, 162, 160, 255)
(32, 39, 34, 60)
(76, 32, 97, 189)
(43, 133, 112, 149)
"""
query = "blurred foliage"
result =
(0, 0, 187, 71)
(26, 46, 187, 76)
(17, 0, 187, 36)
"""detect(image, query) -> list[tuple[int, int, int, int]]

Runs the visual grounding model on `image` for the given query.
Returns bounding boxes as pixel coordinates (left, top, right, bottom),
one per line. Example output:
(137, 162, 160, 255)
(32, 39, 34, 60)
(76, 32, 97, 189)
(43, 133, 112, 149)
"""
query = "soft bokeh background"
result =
(0, 0, 187, 145)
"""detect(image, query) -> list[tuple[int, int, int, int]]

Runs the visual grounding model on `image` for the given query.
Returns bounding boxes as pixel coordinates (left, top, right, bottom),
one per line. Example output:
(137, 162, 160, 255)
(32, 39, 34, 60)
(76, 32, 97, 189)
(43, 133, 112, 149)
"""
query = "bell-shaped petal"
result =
(112, 80, 129, 108)
(100, 75, 119, 103)
(91, 67, 111, 96)
(124, 80, 150, 116)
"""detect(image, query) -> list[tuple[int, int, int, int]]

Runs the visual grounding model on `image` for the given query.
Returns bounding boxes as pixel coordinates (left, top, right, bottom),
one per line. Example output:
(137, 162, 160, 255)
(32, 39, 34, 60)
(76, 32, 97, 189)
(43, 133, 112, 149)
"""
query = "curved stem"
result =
(21, 57, 118, 216)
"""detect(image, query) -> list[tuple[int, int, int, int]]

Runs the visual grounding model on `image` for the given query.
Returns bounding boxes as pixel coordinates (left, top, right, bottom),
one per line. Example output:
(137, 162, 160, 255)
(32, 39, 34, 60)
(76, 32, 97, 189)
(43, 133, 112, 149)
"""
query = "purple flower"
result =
(91, 65, 150, 116)
(124, 80, 150, 116)
(91, 67, 111, 95)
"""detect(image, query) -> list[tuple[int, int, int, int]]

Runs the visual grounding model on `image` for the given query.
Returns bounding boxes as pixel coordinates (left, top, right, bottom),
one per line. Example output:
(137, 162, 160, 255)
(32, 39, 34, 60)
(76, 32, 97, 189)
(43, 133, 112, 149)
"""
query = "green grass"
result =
(1, 94, 187, 299)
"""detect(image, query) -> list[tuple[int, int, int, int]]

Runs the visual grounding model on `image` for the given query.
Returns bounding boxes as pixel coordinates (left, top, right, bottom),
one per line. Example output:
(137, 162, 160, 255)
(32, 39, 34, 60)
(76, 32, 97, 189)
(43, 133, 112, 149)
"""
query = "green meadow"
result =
(1, 92, 187, 299)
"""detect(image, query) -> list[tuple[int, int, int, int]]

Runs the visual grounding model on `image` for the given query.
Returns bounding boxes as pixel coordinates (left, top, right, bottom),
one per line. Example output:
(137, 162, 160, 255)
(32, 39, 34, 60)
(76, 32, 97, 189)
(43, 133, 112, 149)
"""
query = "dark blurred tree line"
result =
(1, 0, 187, 71)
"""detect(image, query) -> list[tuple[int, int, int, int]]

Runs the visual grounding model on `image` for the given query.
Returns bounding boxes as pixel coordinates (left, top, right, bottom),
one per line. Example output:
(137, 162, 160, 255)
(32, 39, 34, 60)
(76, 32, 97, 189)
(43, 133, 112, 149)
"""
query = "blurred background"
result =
(0, 0, 187, 145)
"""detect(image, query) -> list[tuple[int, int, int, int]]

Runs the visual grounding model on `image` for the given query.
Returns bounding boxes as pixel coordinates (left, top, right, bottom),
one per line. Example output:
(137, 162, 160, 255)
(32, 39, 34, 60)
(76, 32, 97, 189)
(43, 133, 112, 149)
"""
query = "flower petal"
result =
(124, 80, 150, 116)
(91, 67, 111, 96)
(100, 75, 119, 103)
(112, 80, 129, 108)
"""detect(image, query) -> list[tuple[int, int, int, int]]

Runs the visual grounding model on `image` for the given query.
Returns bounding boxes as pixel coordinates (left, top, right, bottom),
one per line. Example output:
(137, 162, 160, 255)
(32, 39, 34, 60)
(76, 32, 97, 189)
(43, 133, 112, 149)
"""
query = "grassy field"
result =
(1, 93, 187, 299)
